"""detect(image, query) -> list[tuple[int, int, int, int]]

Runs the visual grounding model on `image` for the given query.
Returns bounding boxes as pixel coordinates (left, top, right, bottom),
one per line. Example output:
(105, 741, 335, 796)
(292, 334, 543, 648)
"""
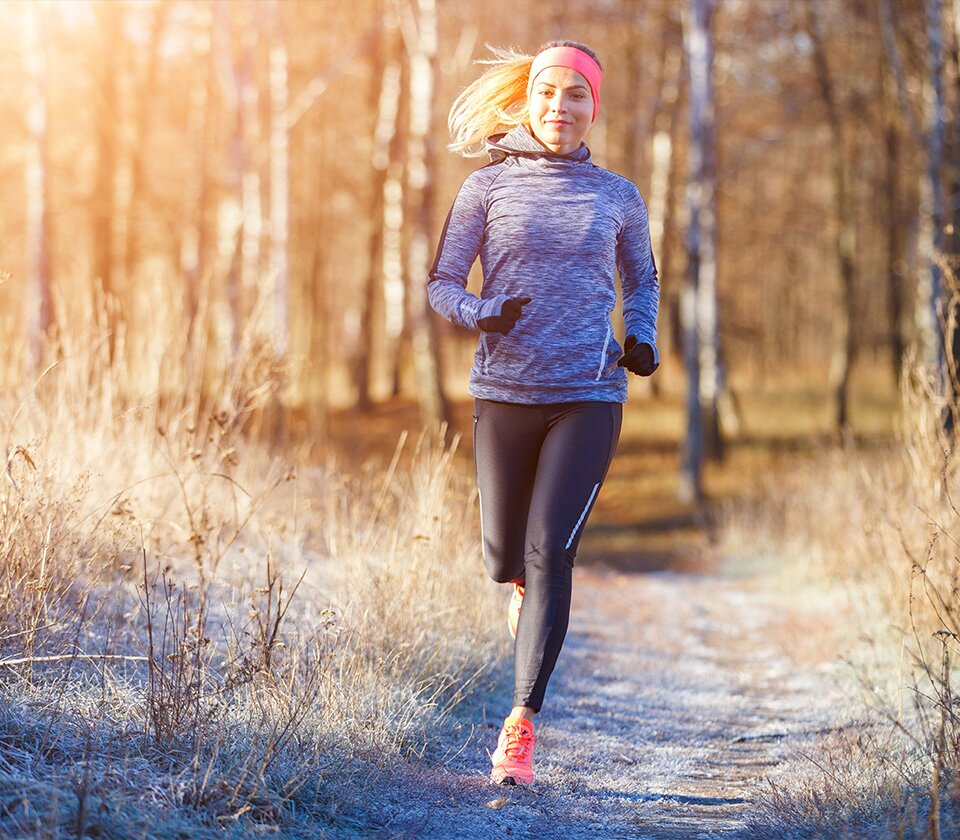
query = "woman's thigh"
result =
(472, 399, 545, 582)
(524, 401, 622, 566)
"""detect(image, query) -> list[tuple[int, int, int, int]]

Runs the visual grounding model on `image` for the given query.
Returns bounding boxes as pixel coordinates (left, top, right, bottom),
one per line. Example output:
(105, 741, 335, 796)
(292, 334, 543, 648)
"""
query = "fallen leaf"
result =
(485, 797, 508, 810)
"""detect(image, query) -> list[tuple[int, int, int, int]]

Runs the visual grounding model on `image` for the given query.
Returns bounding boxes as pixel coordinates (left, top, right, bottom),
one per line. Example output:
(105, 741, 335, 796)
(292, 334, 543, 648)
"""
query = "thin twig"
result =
(0, 654, 149, 667)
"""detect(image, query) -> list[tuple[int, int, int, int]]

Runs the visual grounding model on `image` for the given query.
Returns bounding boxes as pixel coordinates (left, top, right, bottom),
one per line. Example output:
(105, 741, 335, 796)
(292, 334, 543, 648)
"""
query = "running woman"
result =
(428, 40, 660, 786)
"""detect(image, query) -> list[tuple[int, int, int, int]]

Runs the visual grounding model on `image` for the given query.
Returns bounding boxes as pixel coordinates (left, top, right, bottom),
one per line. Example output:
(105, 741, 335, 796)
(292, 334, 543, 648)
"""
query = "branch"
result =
(0, 654, 149, 668)
(876, 0, 925, 144)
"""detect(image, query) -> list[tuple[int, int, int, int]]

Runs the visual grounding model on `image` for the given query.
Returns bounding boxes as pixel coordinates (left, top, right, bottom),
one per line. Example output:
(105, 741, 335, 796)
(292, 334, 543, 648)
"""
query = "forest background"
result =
(1, 0, 960, 837)
(7, 0, 955, 462)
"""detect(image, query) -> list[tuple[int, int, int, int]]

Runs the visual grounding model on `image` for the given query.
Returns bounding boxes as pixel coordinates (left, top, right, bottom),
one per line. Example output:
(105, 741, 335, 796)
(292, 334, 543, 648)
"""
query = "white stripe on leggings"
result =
(565, 482, 600, 550)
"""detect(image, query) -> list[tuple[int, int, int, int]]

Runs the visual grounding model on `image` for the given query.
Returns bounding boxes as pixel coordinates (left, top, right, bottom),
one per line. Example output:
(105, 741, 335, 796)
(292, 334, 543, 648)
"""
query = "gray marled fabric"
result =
(428, 125, 660, 404)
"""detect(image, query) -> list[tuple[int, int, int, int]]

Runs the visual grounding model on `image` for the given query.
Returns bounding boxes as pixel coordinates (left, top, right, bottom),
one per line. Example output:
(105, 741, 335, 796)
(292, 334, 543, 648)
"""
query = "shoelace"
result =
(501, 724, 533, 760)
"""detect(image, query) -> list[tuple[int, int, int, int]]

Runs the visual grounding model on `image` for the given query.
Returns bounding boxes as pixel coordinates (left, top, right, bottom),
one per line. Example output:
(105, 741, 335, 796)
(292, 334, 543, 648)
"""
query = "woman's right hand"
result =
(478, 296, 533, 334)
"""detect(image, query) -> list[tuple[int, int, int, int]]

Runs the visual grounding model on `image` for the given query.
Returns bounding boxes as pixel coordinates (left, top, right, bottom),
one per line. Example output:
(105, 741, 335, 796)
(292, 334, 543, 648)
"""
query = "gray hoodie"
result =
(427, 125, 659, 404)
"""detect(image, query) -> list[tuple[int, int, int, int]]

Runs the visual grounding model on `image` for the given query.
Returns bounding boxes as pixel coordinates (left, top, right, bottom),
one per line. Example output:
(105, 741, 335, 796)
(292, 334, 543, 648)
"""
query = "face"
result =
(527, 66, 595, 155)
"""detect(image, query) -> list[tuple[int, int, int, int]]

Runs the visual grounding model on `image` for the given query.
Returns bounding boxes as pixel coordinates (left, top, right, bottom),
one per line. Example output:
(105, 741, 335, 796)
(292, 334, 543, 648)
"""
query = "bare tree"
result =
(882, 59, 907, 388)
(879, 0, 947, 382)
(385, 52, 408, 399)
(22, 2, 53, 369)
(646, 13, 683, 368)
(269, 0, 290, 357)
(180, 1, 217, 342)
(804, 0, 857, 435)
(925, 0, 948, 384)
(680, 0, 721, 503)
(216, 0, 261, 353)
(125, 0, 170, 286)
(356, 8, 402, 408)
(91, 0, 124, 359)
(400, 0, 451, 432)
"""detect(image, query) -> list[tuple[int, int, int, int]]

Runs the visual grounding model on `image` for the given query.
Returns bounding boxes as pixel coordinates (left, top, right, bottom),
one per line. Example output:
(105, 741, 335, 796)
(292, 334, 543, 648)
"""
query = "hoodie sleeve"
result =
(428, 169, 509, 331)
(617, 182, 661, 364)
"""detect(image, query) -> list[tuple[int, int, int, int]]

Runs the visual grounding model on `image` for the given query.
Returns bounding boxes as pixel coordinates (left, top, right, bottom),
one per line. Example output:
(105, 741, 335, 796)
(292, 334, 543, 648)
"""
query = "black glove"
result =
(617, 335, 658, 376)
(477, 296, 533, 335)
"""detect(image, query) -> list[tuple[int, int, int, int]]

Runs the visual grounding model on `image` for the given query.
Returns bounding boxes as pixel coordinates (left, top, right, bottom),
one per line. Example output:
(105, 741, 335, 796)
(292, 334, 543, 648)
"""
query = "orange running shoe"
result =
(507, 582, 525, 640)
(490, 716, 536, 786)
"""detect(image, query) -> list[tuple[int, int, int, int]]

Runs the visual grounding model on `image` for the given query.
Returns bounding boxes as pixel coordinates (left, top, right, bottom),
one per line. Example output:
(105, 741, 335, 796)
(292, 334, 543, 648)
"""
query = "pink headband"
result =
(527, 46, 603, 122)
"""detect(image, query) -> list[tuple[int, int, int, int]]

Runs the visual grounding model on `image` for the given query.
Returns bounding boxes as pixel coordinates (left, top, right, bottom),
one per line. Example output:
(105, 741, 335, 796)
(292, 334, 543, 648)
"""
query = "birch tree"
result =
(879, 0, 948, 390)
(680, 0, 721, 503)
(357, 6, 402, 408)
(217, 0, 261, 353)
(22, 2, 52, 369)
(925, 0, 947, 385)
(125, 0, 169, 286)
(180, 1, 216, 341)
(269, 0, 290, 357)
(401, 0, 451, 432)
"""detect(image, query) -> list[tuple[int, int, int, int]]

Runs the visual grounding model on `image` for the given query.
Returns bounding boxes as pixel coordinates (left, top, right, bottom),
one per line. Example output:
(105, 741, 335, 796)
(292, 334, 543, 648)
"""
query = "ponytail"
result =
(447, 45, 533, 158)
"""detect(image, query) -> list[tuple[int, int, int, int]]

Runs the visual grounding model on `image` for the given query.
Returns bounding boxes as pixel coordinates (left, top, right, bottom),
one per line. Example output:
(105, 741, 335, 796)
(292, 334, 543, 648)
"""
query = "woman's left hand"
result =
(617, 335, 658, 376)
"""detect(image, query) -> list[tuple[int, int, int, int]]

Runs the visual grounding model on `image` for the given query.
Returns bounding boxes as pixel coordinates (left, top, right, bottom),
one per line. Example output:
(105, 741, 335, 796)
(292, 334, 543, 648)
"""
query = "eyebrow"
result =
(535, 82, 589, 91)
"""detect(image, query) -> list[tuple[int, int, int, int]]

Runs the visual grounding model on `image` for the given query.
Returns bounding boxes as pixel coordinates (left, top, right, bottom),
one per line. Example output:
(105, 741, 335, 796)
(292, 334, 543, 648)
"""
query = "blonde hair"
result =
(447, 45, 534, 158)
(447, 41, 605, 158)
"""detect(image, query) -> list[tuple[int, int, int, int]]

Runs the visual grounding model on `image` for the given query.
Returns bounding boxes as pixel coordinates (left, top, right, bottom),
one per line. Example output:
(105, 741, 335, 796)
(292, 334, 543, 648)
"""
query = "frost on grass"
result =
(0, 327, 501, 837)
(722, 359, 960, 839)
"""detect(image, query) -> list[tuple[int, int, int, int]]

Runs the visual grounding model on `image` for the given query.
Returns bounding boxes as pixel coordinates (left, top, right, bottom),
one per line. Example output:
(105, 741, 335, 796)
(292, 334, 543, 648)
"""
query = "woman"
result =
(427, 40, 660, 786)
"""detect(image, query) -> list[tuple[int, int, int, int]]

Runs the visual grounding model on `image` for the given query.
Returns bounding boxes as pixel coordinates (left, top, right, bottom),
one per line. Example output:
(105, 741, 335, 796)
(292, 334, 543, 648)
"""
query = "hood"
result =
(485, 125, 593, 169)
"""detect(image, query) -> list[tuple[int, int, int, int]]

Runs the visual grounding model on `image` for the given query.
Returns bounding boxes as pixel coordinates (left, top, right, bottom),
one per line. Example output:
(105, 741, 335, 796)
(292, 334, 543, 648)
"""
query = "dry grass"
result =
(722, 356, 960, 838)
(0, 303, 502, 837)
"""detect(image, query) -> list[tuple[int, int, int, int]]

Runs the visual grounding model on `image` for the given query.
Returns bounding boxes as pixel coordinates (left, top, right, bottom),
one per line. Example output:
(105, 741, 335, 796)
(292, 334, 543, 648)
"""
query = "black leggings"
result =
(472, 398, 622, 711)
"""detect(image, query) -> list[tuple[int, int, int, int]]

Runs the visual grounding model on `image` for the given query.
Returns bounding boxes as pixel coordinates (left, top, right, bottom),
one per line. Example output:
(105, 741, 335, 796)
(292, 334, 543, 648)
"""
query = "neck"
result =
(525, 124, 581, 156)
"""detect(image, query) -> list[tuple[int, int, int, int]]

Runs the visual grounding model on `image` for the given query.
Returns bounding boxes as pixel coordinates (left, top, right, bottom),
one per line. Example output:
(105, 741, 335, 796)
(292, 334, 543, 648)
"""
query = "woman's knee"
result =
(483, 541, 524, 583)
(523, 541, 576, 577)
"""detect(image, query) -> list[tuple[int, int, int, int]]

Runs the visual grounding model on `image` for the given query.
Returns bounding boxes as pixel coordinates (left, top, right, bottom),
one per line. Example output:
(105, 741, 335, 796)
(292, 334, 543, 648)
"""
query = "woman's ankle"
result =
(509, 705, 536, 722)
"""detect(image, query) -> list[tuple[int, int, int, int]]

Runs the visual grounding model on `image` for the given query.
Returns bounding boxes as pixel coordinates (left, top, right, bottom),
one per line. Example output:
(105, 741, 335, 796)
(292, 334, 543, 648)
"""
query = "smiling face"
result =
(527, 65, 595, 155)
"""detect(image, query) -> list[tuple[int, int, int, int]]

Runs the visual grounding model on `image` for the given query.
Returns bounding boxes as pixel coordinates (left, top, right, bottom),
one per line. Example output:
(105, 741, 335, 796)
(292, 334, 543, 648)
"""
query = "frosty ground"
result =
(338, 556, 857, 839)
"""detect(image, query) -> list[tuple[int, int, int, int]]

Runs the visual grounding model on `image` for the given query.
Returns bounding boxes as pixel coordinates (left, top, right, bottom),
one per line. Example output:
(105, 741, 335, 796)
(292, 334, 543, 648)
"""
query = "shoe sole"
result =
(491, 768, 532, 786)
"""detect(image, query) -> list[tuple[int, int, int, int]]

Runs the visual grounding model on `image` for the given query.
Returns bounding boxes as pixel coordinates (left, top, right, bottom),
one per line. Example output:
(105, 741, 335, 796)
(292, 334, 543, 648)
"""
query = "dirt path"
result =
(361, 561, 851, 839)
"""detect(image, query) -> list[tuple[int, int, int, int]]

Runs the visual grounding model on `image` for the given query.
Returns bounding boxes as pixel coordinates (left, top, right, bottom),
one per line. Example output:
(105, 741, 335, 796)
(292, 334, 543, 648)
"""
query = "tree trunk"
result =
(647, 33, 682, 370)
(23, 3, 53, 369)
(922, 0, 947, 385)
(269, 0, 290, 358)
(125, 0, 169, 285)
(356, 8, 402, 408)
(805, 0, 857, 436)
(680, 0, 721, 504)
(883, 67, 906, 388)
(947, 0, 960, 414)
(92, 0, 123, 360)
(879, 0, 949, 403)
(402, 0, 451, 433)
(180, 2, 216, 344)
(385, 55, 408, 399)
(663, 70, 685, 369)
